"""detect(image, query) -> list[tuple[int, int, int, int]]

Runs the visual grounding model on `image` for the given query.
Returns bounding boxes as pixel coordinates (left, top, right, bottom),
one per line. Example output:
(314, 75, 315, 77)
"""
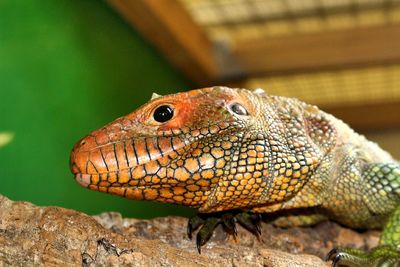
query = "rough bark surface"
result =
(0, 195, 380, 266)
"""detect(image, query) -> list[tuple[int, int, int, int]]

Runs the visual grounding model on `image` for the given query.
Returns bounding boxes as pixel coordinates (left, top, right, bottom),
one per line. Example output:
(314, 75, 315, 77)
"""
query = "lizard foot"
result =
(326, 245, 400, 267)
(187, 211, 262, 253)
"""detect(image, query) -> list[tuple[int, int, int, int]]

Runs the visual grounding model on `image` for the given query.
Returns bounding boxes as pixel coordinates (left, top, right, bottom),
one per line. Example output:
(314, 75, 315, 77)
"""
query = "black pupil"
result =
(153, 105, 174, 122)
(231, 103, 248, 115)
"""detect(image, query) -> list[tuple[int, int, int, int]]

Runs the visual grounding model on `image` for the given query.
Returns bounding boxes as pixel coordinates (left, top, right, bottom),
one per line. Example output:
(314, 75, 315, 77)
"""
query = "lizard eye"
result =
(229, 103, 248, 116)
(153, 105, 174, 123)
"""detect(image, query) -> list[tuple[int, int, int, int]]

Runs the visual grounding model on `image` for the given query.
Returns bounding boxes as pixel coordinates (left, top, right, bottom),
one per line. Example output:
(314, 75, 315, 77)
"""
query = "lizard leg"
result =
(326, 163, 400, 267)
(187, 210, 262, 253)
(326, 207, 400, 267)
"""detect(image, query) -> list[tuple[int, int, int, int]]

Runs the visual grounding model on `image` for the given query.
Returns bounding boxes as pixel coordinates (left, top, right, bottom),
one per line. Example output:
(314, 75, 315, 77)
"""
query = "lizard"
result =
(70, 86, 400, 266)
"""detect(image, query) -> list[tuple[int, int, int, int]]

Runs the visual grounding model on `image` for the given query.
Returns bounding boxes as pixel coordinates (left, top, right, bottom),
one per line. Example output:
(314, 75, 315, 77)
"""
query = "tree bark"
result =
(0, 195, 379, 266)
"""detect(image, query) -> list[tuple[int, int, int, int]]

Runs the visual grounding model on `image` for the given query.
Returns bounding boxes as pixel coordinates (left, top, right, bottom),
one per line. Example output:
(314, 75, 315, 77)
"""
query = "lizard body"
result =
(70, 87, 400, 266)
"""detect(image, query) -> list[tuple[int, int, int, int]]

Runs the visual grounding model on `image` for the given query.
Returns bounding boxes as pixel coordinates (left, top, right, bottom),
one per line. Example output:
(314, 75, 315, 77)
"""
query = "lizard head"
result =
(70, 87, 261, 209)
(70, 86, 327, 212)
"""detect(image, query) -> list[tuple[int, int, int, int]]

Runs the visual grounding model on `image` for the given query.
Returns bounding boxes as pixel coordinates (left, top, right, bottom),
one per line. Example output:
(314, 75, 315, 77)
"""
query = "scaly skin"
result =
(70, 87, 400, 266)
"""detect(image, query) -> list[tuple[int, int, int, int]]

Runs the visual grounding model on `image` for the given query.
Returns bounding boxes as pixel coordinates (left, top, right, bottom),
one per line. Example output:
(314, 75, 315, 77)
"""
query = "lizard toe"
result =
(195, 217, 219, 254)
(187, 214, 204, 240)
(236, 212, 262, 240)
(326, 245, 400, 267)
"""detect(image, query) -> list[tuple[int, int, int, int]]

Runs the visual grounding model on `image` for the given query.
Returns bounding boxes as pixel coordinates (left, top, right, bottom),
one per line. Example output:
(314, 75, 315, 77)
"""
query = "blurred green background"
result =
(0, 0, 195, 218)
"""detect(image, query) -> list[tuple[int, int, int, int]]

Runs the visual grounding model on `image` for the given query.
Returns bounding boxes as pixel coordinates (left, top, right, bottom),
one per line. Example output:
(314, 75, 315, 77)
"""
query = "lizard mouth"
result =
(73, 169, 162, 189)
(74, 173, 91, 187)
(74, 172, 161, 188)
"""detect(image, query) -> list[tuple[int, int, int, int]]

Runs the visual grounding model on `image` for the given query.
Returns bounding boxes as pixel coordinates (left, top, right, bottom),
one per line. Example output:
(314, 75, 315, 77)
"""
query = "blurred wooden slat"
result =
(106, 1, 400, 130)
(232, 24, 400, 76)
(324, 101, 400, 131)
(107, 0, 218, 85)
(365, 130, 400, 159)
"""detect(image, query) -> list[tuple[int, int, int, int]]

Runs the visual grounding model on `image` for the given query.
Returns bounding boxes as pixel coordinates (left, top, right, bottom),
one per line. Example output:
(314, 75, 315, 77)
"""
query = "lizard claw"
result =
(325, 246, 400, 267)
(187, 215, 204, 240)
(236, 213, 262, 240)
(325, 248, 343, 267)
(195, 217, 219, 254)
(187, 211, 263, 253)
